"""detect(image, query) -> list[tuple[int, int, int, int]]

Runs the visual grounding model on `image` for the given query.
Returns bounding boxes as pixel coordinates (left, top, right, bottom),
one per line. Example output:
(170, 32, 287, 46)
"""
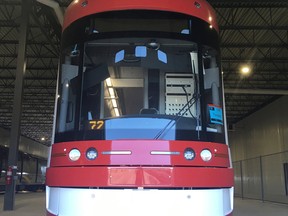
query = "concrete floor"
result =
(233, 198, 288, 216)
(0, 192, 45, 216)
(0, 192, 288, 216)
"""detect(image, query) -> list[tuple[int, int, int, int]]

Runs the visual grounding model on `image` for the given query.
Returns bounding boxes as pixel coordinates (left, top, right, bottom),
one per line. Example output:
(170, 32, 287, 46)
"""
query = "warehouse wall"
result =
(228, 95, 288, 203)
(0, 127, 49, 159)
(229, 95, 288, 160)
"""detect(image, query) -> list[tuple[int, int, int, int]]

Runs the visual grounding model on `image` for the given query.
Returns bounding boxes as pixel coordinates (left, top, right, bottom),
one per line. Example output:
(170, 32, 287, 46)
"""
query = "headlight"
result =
(200, 149, 212, 162)
(86, 148, 98, 160)
(184, 148, 195, 160)
(69, 149, 81, 161)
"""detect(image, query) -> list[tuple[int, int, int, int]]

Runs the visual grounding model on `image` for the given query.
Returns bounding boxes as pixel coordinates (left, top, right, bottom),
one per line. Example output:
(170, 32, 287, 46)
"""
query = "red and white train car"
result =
(46, 0, 234, 215)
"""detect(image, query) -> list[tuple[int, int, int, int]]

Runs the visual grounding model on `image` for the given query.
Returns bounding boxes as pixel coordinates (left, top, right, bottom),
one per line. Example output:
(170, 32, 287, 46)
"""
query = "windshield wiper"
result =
(153, 91, 200, 140)
(154, 59, 200, 140)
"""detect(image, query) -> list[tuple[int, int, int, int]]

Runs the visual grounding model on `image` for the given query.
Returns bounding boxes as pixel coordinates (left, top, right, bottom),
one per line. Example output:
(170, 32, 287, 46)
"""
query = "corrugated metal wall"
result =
(229, 96, 288, 203)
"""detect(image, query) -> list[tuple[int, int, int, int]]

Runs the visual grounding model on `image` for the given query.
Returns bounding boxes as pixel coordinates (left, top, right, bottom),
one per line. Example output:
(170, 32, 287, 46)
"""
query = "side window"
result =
(203, 47, 223, 133)
(56, 45, 80, 133)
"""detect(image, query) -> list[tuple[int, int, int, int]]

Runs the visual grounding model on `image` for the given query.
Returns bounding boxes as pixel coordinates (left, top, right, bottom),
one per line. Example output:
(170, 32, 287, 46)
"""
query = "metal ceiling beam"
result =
(221, 58, 288, 63)
(0, 68, 57, 71)
(220, 26, 288, 31)
(225, 88, 288, 95)
(0, 77, 56, 81)
(0, 20, 47, 28)
(221, 43, 286, 48)
(209, 0, 288, 7)
(31, 5, 61, 55)
(58, 0, 71, 7)
(0, 1, 21, 6)
(0, 39, 55, 45)
(37, 0, 64, 26)
(0, 0, 287, 139)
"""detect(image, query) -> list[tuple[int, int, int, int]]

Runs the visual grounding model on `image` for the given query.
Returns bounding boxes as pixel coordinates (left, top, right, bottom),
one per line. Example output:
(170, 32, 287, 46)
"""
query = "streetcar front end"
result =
(46, 1, 234, 215)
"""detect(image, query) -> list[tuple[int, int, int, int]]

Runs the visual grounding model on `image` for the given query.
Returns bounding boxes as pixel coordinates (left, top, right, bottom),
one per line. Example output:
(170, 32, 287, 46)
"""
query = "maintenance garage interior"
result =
(0, 0, 288, 215)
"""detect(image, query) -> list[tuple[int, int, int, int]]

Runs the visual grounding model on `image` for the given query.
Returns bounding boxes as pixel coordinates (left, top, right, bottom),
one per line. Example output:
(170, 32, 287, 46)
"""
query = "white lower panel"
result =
(47, 187, 233, 216)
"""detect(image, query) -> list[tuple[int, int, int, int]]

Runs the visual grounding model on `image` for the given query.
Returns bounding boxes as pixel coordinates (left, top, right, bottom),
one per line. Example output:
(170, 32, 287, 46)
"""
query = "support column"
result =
(3, 0, 32, 211)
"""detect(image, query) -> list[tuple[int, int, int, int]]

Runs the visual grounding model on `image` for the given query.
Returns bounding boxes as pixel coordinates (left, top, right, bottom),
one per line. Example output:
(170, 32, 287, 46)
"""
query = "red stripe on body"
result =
(46, 166, 234, 188)
(50, 140, 231, 167)
(48, 140, 233, 188)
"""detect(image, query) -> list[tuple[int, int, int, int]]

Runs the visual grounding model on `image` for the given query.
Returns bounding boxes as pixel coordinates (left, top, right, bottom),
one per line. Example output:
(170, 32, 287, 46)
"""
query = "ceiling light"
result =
(108, 88, 115, 97)
(114, 108, 120, 116)
(146, 40, 160, 50)
(112, 99, 117, 108)
(240, 65, 251, 75)
(106, 78, 112, 87)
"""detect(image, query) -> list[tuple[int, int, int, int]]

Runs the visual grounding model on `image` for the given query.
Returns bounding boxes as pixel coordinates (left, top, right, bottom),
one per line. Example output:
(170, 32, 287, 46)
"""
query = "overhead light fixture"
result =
(114, 107, 120, 116)
(112, 99, 117, 108)
(106, 78, 112, 87)
(105, 78, 120, 117)
(146, 39, 160, 50)
(240, 65, 251, 75)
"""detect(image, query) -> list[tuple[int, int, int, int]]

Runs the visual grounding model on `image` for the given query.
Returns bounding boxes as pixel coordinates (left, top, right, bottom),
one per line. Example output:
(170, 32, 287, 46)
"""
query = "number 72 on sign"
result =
(89, 120, 104, 130)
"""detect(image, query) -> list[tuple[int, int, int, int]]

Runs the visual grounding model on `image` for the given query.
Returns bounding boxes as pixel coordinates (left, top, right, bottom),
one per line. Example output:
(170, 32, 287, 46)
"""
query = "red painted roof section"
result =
(63, 0, 218, 32)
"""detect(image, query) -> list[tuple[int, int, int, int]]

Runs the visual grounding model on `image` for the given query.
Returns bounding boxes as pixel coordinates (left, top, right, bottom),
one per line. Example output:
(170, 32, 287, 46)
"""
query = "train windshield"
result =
(55, 11, 225, 143)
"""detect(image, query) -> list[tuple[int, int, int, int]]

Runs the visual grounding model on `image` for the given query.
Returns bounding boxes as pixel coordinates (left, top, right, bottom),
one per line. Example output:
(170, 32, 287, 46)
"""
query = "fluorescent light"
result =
(112, 99, 117, 107)
(114, 108, 120, 116)
(106, 78, 112, 87)
(105, 78, 121, 116)
(109, 88, 115, 97)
